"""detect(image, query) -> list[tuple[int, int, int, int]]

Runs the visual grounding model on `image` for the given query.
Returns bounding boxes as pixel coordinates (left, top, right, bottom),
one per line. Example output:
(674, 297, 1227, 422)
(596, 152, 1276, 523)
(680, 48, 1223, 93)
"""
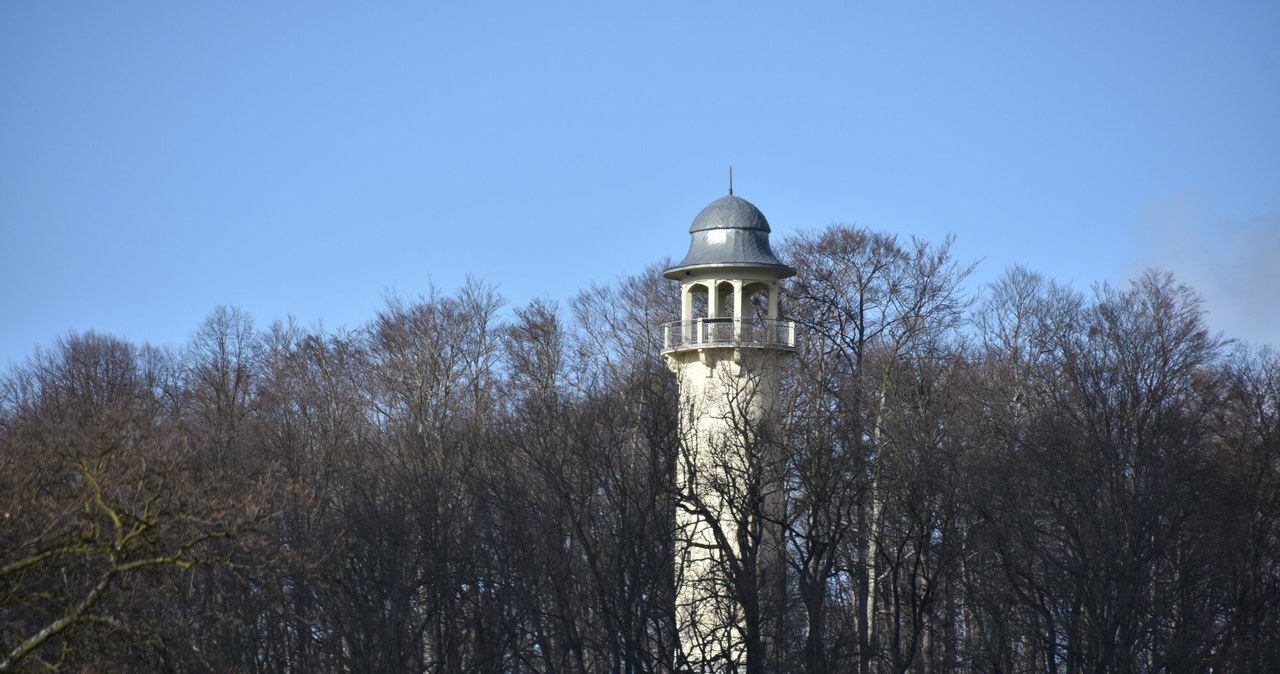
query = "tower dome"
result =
(664, 195, 796, 279)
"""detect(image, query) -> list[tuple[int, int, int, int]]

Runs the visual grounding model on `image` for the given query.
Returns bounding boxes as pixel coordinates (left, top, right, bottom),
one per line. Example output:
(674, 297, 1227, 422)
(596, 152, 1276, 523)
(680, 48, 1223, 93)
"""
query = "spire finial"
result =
(729, 166, 734, 196)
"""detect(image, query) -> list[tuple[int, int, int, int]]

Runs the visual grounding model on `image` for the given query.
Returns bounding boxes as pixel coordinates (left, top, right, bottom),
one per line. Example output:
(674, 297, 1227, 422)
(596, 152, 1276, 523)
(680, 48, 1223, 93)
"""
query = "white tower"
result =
(661, 193, 796, 672)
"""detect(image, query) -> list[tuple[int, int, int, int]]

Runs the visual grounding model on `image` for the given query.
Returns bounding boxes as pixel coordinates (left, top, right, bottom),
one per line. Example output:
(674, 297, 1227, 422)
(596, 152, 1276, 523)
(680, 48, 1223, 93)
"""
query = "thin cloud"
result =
(1130, 192, 1279, 347)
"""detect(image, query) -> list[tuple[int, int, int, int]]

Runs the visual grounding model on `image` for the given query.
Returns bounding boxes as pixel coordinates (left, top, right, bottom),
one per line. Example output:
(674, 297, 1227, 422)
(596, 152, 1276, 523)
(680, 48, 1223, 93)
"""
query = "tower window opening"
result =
(688, 284, 709, 320)
(744, 283, 772, 321)
(716, 281, 735, 319)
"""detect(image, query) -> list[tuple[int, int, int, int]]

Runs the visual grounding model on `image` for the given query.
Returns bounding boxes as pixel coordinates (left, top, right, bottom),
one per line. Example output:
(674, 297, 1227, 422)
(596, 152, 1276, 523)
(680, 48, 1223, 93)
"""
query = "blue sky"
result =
(3, 2, 1277, 367)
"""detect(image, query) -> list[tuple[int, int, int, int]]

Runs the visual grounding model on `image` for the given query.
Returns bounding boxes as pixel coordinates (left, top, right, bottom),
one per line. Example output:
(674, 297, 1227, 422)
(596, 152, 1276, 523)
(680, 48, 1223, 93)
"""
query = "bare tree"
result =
(182, 305, 261, 474)
(0, 332, 277, 671)
(979, 271, 1226, 673)
(780, 223, 974, 673)
(1202, 345, 1280, 672)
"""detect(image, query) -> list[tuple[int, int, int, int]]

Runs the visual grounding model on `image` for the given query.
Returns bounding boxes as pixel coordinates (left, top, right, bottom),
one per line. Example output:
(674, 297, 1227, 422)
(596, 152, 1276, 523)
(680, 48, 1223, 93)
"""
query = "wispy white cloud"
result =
(1129, 191, 1279, 348)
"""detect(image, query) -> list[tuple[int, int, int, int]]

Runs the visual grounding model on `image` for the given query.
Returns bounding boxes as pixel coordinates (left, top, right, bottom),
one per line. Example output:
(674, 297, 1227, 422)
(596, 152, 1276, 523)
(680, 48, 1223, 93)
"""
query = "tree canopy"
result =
(2, 228, 1276, 673)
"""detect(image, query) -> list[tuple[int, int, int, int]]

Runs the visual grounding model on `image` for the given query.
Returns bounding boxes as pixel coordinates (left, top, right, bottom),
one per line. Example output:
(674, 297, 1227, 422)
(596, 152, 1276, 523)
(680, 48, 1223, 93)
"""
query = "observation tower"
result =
(661, 191, 796, 672)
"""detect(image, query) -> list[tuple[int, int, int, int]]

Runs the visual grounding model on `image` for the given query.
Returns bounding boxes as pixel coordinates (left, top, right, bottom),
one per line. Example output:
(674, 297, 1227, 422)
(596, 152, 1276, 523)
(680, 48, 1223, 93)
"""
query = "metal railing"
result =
(660, 318, 797, 353)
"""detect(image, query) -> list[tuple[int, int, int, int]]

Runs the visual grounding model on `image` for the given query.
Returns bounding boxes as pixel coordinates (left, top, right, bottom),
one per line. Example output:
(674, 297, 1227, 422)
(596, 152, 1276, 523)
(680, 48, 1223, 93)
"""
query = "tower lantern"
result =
(661, 192, 796, 672)
(662, 194, 795, 348)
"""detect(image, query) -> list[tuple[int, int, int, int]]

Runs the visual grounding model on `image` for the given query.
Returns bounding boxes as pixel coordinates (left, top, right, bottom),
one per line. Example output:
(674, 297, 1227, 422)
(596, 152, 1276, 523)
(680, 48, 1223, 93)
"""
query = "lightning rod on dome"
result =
(729, 166, 733, 196)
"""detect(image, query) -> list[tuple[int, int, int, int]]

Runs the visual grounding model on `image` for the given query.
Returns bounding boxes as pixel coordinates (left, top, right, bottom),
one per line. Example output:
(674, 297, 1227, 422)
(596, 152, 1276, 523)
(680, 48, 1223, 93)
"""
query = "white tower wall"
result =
(668, 346, 788, 672)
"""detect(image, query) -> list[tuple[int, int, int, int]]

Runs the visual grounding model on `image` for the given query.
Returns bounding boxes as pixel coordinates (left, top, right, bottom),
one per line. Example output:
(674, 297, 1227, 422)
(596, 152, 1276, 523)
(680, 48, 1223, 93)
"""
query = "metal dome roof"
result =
(665, 195, 796, 279)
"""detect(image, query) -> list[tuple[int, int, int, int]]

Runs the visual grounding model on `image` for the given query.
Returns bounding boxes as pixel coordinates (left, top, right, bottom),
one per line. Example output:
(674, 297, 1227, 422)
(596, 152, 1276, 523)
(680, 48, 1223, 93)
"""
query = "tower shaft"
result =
(669, 350, 787, 673)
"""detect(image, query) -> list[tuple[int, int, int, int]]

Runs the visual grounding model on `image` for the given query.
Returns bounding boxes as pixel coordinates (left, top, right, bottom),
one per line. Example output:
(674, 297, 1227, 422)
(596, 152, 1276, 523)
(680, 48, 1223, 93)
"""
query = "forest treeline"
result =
(2, 223, 1277, 673)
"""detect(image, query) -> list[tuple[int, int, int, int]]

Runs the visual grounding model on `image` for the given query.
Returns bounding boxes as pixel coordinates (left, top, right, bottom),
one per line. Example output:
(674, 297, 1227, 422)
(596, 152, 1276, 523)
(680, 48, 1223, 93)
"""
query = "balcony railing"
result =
(660, 317, 797, 354)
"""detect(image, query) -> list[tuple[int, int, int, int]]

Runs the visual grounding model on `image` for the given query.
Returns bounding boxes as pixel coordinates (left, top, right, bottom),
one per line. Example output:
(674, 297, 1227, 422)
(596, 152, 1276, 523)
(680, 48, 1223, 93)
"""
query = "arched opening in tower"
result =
(687, 282, 710, 319)
(715, 281, 736, 319)
(742, 281, 774, 321)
